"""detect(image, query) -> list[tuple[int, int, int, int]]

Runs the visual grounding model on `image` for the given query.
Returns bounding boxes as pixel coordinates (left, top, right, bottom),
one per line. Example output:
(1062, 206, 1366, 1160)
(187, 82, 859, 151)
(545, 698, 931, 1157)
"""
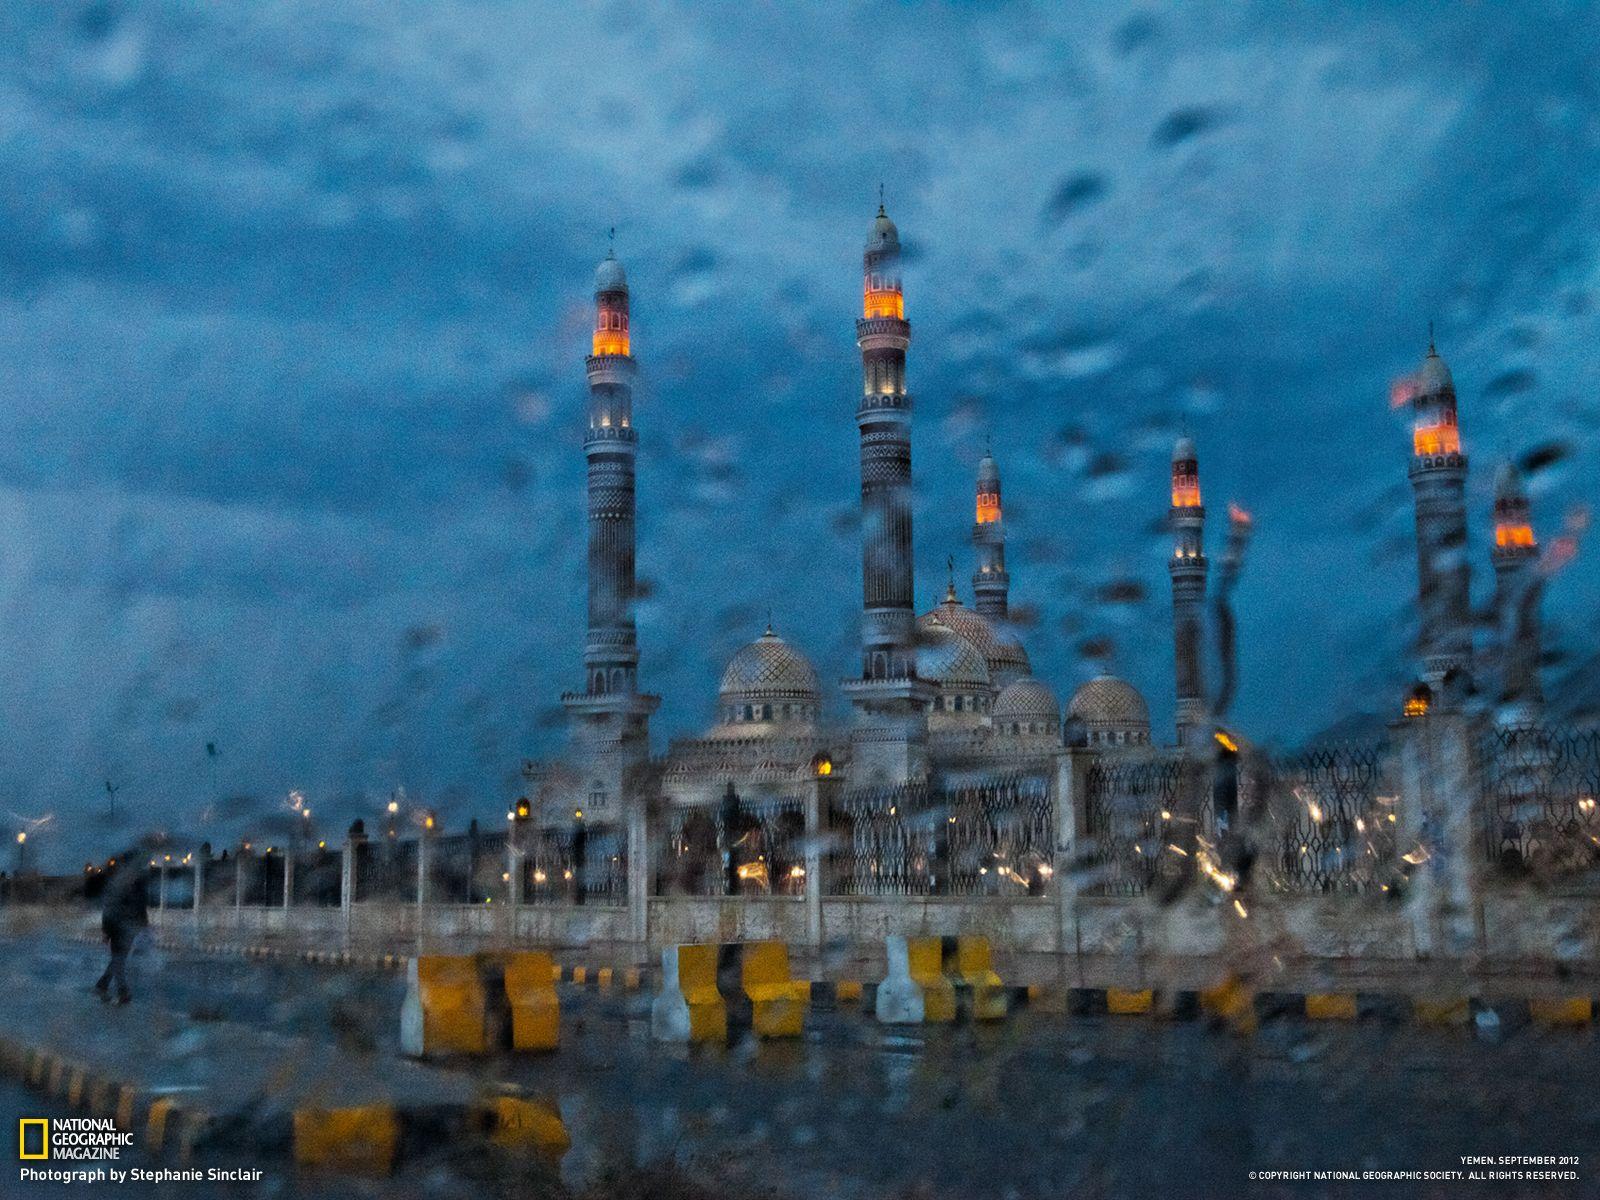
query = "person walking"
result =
(93, 857, 149, 1005)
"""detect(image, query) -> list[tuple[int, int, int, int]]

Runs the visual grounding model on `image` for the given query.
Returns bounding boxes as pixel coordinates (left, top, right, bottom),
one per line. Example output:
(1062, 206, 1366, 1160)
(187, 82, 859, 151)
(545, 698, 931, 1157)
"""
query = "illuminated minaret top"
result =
(972, 448, 1008, 619)
(561, 246, 658, 813)
(1491, 461, 1542, 722)
(1407, 335, 1472, 693)
(1169, 435, 1207, 746)
(843, 199, 930, 783)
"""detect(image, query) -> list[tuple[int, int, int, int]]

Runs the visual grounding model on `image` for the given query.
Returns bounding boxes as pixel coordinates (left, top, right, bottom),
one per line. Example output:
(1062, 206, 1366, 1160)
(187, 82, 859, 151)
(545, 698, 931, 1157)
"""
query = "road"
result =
(6, 934, 1599, 1199)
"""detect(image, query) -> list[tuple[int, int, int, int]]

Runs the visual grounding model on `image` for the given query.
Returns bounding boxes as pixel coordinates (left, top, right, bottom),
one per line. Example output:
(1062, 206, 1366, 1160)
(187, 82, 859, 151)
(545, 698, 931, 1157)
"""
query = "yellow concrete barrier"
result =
(876, 936, 956, 1024)
(570, 966, 588, 986)
(1107, 988, 1153, 1015)
(597, 967, 614, 991)
(1199, 975, 1256, 1034)
(742, 942, 810, 1038)
(1412, 997, 1471, 1027)
(67, 1066, 86, 1107)
(292, 1104, 401, 1176)
(503, 951, 560, 1052)
(1306, 993, 1358, 1021)
(116, 1086, 137, 1132)
(400, 955, 488, 1057)
(651, 944, 728, 1044)
(954, 937, 1008, 1021)
(834, 979, 864, 1004)
(623, 966, 642, 990)
(482, 1095, 571, 1159)
(146, 1097, 173, 1154)
(1529, 997, 1593, 1027)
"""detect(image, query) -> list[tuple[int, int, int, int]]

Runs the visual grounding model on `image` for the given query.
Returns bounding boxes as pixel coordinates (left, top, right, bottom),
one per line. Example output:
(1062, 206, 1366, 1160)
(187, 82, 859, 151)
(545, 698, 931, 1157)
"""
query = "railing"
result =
(1263, 743, 1397, 894)
(1480, 724, 1600, 881)
(829, 776, 1052, 897)
(1081, 752, 1198, 897)
(520, 825, 627, 906)
(656, 800, 807, 897)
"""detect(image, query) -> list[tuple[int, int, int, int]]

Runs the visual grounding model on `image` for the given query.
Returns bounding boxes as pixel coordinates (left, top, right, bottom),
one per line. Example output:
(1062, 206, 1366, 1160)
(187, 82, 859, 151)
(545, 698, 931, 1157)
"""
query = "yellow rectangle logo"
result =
(19, 1117, 49, 1159)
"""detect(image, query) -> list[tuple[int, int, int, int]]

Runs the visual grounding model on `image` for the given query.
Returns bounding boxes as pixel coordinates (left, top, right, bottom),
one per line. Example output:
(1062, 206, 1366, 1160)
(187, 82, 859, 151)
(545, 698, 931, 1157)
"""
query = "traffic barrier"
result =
(1412, 997, 1471, 1027)
(1106, 988, 1153, 1015)
(875, 936, 956, 1025)
(651, 944, 727, 1044)
(502, 951, 560, 1052)
(742, 941, 810, 1038)
(1529, 997, 1593, 1027)
(1199, 975, 1256, 1034)
(479, 1095, 571, 1159)
(954, 937, 1008, 1021)
(400, 955, 489, 1057)
(623, 966, 642, 990)
(293, 1104, 401, 1176)
(1305, 993, 1358, 1021)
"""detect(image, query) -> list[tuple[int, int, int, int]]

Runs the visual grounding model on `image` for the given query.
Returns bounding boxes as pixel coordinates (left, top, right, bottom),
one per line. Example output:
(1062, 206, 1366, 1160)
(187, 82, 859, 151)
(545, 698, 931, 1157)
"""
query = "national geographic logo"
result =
(18, 1118, 48, 1160)
(17, 1117, 130, 1161)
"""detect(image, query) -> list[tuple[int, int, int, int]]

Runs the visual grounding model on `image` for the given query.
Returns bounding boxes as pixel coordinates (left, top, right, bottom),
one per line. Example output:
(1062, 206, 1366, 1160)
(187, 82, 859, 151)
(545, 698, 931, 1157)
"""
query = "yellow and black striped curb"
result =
(0, 1034, 211, 1163)
(1020, 985, 1599, 1028)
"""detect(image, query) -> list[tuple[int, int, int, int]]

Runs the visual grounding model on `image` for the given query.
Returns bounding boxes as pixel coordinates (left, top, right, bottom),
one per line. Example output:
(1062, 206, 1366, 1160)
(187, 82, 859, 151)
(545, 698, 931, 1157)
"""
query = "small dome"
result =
(718, 628, 820, 704)
(918, 600, 1030, 687)
(868, 205, 899, 249)
(594, 254, 627, 293)
(1415, 346, 1453, 397)
(1172, 435, 1196, 462)
(916, 624, 990, 689)
(993, 677, 1060, 724)
(977, 451, 999, 484)
(1067, 675, 1150, 727)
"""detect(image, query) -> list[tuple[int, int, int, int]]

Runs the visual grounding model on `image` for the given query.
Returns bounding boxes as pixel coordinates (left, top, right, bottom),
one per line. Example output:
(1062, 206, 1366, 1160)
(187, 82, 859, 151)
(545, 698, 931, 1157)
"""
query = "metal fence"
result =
(656, 800, 807, 897)
(1263, 744, 1397, 894)
(520, 824, 628, 905)
(1480, 724, 1600, 880)
(829, 776, 1052, 896)
(1080, 752, 1198, 896)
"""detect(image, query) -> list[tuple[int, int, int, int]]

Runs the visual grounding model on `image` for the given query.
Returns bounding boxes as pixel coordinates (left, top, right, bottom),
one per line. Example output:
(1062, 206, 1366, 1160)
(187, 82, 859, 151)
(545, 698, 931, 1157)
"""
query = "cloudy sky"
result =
(3, 2, 1598, 865)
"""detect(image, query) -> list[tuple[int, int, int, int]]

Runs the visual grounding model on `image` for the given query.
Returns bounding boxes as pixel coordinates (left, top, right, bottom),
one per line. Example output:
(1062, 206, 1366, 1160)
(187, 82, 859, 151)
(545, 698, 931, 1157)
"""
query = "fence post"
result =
(804, 776, 825, 950)
(282, 850, 294, 910)
(235, 848, 247, 909)
(340, 836, 357, 951)
(192, 853, 204, 914)
(627, 794, 650, 954)
(157, 863, 167, 914)
(1054, 749, 1092, 965)
(1400, 711, 1484, 961)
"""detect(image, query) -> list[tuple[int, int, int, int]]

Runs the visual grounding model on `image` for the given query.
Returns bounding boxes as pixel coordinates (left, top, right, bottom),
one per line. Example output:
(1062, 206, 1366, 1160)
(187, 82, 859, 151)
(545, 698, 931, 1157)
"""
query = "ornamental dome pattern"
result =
(719, 630, 821, 703)
(594, 254, 627, 293)
(915, 623, 990, 689)
(1066, 675, 1150, 727)
(993, 677, 1061, 724)
(918, 599, 1030, 684)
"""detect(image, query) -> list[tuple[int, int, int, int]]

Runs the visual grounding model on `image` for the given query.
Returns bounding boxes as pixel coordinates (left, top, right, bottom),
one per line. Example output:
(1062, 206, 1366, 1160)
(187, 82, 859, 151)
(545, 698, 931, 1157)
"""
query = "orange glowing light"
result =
(592, 328, 629, 356)
(975, 491, 1001, 525)
(863, 287, 904, 320)
(1171, 482, 1201, 508)
(592, 301, 629, 356)
(1228, 502, 1253, 527)
(1495, 523, 1535, 549)
(1412, 422, 1460, 457)
(1404, 695, 1429, 719)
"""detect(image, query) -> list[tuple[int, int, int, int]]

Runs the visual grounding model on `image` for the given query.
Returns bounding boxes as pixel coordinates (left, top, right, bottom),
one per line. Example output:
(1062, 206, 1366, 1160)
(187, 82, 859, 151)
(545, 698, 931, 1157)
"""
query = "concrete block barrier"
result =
(652, 944, 728, 1044)
(1412, 997, 1472, 1027)
(954, 937, 1008, 1021)
(1106, 987, 1154, 1016)
(502, 951, 560, 1052)
(741, 941, 809, 1039)
(1305, 992, 1359, 1021)
(293, 1104, 402, 1176)
(1199, 975, 1257, 1034)
(477, 1094, 571, 1159)
(875, 936, 956, 1025)
(400, 955, 489, 1057)
(1528, 997, 1594, 1027)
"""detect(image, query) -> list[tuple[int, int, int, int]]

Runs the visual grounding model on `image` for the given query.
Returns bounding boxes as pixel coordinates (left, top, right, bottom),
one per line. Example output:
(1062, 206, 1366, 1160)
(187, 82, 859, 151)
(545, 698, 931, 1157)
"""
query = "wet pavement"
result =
(7, 935, 1600, 1199)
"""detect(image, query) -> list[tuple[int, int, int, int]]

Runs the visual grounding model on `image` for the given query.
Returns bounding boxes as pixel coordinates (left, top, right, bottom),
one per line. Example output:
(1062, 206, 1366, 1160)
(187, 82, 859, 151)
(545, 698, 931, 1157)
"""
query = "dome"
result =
(594, 254, 627, 293)
(1494, 461, 1524, 500)
(1067, 675, 1150, 727)
(918, 598, 1030, 686)
(994, 677, 1060, 724)
(868, 205, 899, 249)
(1172, 435, 1196, 462)
(977, 451, 1000, 485)
(1415, 346, 1453, 397)
(719, 628, 820, 704)
(915, 624, 990, 689)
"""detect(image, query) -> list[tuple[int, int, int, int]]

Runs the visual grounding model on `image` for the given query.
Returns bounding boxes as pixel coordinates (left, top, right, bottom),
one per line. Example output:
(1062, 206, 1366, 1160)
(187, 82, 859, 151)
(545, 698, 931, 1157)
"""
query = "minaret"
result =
(1407, 337, 1473, 694)
(842, 201, 930, 783)
(1491, 461, 1542, 724)
(561, 247, 659, 813)
(1169, 435, 1208, 746)
(972, 448, 1009, 620)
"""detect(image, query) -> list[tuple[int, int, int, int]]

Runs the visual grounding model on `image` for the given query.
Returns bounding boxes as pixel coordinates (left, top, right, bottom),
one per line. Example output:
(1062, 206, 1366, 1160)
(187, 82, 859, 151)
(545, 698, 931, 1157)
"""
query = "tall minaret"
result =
(842, 201, 930, 783)
(1169, 435, 1208, 746)
(972, 448, 1009, 620)
(1491, 461, 1542, 724)
(561, 248, 658, 813)
(1407, 337, 1473, 694)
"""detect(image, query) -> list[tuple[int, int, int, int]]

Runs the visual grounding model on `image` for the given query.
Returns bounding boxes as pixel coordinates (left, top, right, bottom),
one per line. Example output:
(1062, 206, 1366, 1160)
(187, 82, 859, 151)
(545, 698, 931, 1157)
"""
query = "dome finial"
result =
(877, 181, 886, 218)
(764, 607, 774, 637)
(945, 554, 959, 603)
(1427, 319, 1436, 357)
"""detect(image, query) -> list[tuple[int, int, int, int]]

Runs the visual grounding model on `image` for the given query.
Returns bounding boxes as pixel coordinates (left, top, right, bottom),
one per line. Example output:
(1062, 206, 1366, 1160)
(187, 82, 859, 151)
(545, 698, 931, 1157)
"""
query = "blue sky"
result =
(3, 2, 1598, 865)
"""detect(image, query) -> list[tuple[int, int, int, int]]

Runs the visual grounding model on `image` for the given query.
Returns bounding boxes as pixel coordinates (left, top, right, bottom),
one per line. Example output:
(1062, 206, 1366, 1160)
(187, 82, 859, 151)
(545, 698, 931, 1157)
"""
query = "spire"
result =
(1427, 319, 1435, 356)
(946, 554, 959, 603)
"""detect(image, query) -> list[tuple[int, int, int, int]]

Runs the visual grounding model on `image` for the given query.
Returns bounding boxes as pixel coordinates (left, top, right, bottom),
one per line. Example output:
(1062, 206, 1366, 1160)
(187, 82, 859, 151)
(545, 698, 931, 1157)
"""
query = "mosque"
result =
(522, 204, 1552, 854)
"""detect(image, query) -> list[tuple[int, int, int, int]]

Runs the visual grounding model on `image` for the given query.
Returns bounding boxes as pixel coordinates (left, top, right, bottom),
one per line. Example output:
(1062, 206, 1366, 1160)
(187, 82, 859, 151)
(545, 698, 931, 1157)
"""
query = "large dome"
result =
(719, 628, 820, 703)
(919, 596, 1030, 686)
(1066, 675, 1151, 747)
(994, 677, 1060, 724)
(868, 205, 899, 248)
(1415, 346, 1453, 397)
(916, 624, 989, 688)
